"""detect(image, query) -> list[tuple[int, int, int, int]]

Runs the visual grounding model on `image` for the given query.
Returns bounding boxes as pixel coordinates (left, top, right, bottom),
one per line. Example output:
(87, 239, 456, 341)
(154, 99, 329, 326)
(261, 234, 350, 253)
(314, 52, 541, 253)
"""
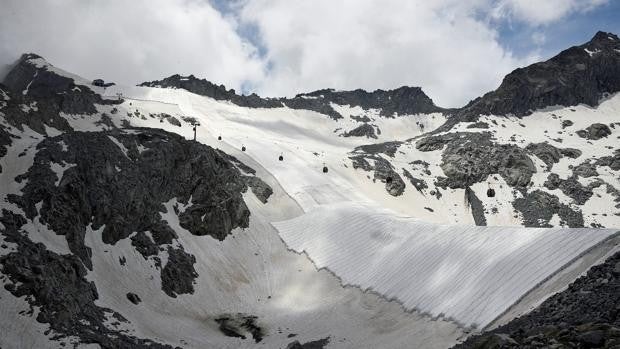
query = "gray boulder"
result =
(577, 123, 612, 140)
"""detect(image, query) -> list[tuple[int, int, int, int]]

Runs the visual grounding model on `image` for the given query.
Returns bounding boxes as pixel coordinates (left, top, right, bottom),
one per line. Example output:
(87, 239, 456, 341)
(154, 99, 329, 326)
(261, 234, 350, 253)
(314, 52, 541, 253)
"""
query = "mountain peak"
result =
(581, 31, 620, 54)
(2, 52, 94, 92)
(590, 31, 619, 44)
(1, 52, 119, 123)
(452, 31, 620, 123)
(17, 52, 43, 62)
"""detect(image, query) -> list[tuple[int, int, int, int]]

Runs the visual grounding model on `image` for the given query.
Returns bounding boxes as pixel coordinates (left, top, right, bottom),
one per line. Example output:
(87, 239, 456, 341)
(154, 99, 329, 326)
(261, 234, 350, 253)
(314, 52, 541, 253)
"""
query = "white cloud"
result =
(239, 0, 534, 107)
(0, 0, 265, 92)
(0, 0, 608, 109)
(531, 32, 547, 46)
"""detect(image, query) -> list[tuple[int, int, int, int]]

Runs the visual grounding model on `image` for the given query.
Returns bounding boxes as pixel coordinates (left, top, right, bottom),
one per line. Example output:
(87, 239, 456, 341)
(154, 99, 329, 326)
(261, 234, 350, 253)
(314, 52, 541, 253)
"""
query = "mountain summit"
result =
(455, 31, 620, 122)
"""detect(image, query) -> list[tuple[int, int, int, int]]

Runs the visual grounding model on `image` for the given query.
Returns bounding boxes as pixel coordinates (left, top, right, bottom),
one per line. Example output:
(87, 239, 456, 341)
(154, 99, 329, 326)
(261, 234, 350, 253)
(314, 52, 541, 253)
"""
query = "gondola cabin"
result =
(487, 188, 495, 197)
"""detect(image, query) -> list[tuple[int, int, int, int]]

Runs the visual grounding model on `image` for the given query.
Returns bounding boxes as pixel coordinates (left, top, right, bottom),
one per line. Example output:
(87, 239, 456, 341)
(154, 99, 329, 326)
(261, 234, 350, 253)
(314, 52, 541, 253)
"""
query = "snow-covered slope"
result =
(1, 32, 619, 349)
(101, 79, 620, 229)
(0, 54, 466, 349)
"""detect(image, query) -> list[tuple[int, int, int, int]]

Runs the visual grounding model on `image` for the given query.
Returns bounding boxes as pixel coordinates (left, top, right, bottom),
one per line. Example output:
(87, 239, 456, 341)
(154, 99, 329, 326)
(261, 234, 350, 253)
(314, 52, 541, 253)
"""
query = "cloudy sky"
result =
(1, 0, 619, 107)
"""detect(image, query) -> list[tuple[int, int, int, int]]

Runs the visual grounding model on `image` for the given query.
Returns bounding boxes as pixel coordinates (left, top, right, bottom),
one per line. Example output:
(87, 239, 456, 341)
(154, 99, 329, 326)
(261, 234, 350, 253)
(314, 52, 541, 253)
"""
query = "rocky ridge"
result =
(140, 75, 446, 120)
(453, 31, 620, 124)
(0, 53, 272, 347)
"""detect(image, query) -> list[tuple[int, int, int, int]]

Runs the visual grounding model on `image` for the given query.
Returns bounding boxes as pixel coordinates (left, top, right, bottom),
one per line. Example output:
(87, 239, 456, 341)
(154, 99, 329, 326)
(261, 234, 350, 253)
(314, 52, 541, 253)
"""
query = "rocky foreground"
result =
(456, 251, 620, 348)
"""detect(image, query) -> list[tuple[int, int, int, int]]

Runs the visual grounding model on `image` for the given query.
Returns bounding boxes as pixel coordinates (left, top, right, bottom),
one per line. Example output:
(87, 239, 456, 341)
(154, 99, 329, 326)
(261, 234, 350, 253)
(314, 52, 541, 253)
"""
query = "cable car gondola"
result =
(242, 145, 246, 152)
(278, 153, 283, 161)
(218, 135, 222, 141)
(322, 163, 328, 173)
(487, 188, 495, 198)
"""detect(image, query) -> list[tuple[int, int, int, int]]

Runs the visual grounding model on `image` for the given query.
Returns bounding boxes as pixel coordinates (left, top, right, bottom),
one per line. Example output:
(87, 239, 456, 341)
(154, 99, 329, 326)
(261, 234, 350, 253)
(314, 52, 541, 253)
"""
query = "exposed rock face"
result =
(349, 141, 406, 196)
(544, 173, 600, 205)
(559, 147, 582, 159)
(350, 155, 405, 196)
(354, 141, 402, 158)
(140, 75, 445, 119)
(525, 142, 583, 170)
(561, 119, 574, 128)
(0, 123, 13, 173)
(290, 87, 446, 118)
(455, 32, 620, 122)
(466, 121, 489, 129)
(525, 142, 562, 170)
(573, 161, 599, 177)
(0, 82, 74, 134)
(464, 187, 487, 226)
(140, 74, 282, 109)
(215, 313, 264, 343)
(243, 176, 273, 203)
(415, 134, 450, 152)
(7, 129, 255, 270)
(513, 190, 584, 227)
(166, 115, 181, 127)
(0, 210, 174, 348)
(350, 114, 371, 122)
(3, 54, 121, 120)
(161, 247, 199, 298)
(595, 149, 620, 171)
(577, 123, 612, 140)
(403, 169, 428, 192)
(286, 337, 331, 349)
(454, 251, 620, 349)
(343, 123, 377, 138)
(417, 132, 535, 189)
(126, 292, 142, 305)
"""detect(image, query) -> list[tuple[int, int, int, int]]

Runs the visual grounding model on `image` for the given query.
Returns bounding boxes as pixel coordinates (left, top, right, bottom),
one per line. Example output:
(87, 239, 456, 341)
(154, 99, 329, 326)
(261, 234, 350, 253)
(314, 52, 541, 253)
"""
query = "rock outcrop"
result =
(140, 75, 446, 119)
(8, 129, 257, 270)
(454, 251, 620, 349)
(140, 74, 282, 109)
(343, 123, 377, 138)
(526, 142, 582, 170)
(417, 132, 535, 189)
(513, 190, 584, 228)
(3, 53, 121, 118)
(454, 32, 620, 122)
(577, 122, 613, 140)
(290, 86, 446, 118)
(0, 210, 175, 349)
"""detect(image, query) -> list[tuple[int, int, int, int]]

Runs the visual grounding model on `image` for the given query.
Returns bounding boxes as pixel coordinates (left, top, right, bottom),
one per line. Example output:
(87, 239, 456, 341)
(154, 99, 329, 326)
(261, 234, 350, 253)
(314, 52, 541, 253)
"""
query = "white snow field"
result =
(102, 83, 620, 228)
(99, 83, 619, 341)
(0, 123, 465, 349)
(2, 57, 619, 348)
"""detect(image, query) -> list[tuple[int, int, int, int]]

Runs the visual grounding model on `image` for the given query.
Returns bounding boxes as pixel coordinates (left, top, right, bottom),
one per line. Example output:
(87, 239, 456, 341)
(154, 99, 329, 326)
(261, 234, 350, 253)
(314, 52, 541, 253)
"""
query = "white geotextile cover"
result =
(274, 203, 619, 329)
